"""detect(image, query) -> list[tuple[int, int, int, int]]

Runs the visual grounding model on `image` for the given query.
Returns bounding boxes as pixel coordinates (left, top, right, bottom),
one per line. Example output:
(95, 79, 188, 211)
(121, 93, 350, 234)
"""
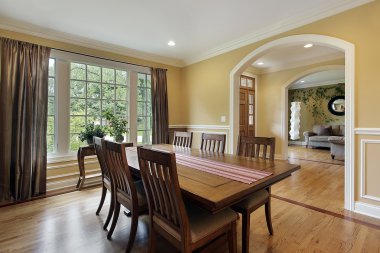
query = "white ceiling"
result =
(0, 0, 372, 66)
(290, 69, 345, 89)
(252, 44, 344, 73)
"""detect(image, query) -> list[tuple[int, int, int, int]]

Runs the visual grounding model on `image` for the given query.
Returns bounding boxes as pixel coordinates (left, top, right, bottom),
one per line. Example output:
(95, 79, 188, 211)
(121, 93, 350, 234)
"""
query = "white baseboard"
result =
(288, 140, 306, 146)
(354, 201, 380, 219)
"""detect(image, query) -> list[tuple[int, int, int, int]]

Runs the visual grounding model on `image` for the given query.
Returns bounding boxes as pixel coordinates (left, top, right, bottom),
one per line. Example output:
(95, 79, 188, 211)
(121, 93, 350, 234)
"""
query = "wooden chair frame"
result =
(173, 131, 193, 148)
(200, 133, 226, 154)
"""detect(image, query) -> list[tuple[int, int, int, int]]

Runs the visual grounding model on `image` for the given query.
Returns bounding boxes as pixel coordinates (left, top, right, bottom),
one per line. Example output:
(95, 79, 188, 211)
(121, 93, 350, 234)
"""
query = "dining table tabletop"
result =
(126, 144, 300, 213)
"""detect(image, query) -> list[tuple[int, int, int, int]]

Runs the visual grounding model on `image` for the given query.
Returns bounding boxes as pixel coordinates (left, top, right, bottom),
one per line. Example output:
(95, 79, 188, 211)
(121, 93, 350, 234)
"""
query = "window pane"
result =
(115, 101, 128, 117)
(102, 84, 115, 100)
(138, 75, 146, 87)
(137, 87, 145, 101)
(48, 97, 55, 115)
(47, 116, 55, 135)
(137, 117, 145, 130)
(88, 116, 101, 126)
(70, 98, 86, 115)
(147, 75, 151, 88)
(87, 65, 101, 82)
(146, 116, 152, 130)
(87, 82, 101, 99)
(137, 131, 144, 144)
(115, 85, 127, 101)
(102, 68, 115, 83)
(49, 59, 55, 77)
(70, 63, 86, 80)
(48, 78, 55, 96)
(70, 116, 86, 133)
(87, 99, 101, 116)
(116, 70, 127, 85)
(47, 135, 54, 153)
(70, 134, 85, 151)
(102, 99, 115, 115)
(70, 80, 86, 98)
(137, 102, 146, 115)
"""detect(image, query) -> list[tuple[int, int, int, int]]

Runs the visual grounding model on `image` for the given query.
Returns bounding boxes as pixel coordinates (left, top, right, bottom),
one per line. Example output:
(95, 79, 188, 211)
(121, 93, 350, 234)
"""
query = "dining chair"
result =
(200, 133, 226, 153)
(137, 147, 238, 253)
(173, 131, 193, 148)
(233, 136, 275, 253)
(94, 137, 115, 230)
(102, 139, 148, 253)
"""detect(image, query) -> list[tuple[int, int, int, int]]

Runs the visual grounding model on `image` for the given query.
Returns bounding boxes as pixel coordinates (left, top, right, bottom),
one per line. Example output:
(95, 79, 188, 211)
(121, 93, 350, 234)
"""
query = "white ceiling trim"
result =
(257, 52, 344, 74)
(0, 17, 185, 67)
(184, 0, 373, 66)
(290, 78, 345, 89)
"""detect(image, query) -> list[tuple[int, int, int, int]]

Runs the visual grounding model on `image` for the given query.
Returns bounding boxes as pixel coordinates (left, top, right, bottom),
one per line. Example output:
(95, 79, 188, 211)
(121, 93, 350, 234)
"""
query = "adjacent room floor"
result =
(0, 147, 379, 253)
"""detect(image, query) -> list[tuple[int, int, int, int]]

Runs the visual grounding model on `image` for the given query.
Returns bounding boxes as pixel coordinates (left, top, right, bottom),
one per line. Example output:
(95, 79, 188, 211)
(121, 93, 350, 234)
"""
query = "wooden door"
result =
(239, 76, 255, 137)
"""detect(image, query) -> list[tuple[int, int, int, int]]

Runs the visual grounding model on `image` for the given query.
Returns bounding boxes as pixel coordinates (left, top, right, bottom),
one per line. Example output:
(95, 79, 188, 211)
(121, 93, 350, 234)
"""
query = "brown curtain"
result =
(151, 68, 169, 144)
(0, 38, 51, 202)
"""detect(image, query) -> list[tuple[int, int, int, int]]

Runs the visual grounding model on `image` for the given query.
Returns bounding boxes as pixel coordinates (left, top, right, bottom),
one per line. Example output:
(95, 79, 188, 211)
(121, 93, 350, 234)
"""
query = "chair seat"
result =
(185, 202, 238, 243)
(232, 189, 269, 210)
(117, 180, 147, 209)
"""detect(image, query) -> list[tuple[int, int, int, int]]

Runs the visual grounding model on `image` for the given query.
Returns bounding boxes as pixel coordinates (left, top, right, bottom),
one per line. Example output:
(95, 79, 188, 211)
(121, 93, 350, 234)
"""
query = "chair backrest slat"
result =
(200, 133, 226, 153)
(138, 147, 189, 241)
(94, 137, 109, 180)
(102, 140, 135, 200)
(173, 131, 193, 148)
(237, 136, 275, 160)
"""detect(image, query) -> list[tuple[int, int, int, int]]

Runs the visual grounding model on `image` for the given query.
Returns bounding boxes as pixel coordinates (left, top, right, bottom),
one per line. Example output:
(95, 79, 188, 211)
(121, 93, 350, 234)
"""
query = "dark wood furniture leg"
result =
(76, 146, 96, 190)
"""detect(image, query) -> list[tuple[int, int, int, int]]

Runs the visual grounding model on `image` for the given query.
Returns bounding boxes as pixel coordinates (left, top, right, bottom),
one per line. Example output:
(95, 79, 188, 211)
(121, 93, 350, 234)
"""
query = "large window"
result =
(47, 58, 56, 152)
(47, 51, 152, 159)
(69, 63, 129, 151)
(137, 73, 152, 145)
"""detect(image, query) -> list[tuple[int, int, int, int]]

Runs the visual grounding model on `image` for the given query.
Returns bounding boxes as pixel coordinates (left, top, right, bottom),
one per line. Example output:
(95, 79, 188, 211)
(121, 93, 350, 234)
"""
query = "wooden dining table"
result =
(126, 144, 300, 213)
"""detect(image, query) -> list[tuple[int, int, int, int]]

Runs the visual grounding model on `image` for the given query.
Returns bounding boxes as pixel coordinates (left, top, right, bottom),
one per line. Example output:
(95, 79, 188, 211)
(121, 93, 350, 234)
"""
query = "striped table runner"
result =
(175, 153, 272, 184)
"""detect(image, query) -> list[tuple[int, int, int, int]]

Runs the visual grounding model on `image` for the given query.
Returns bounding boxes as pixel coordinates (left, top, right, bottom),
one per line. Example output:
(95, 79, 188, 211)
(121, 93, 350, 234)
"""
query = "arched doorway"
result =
(229, 34, 354, 210)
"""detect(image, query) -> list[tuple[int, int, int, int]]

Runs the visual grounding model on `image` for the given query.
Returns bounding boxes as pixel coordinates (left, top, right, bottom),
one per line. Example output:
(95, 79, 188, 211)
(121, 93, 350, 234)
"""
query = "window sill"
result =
(47, 152, 77, 164)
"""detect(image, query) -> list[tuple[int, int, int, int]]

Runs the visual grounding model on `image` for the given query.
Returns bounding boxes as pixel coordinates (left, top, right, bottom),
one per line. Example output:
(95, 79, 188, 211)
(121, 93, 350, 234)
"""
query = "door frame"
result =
(229, 34, 355, 211)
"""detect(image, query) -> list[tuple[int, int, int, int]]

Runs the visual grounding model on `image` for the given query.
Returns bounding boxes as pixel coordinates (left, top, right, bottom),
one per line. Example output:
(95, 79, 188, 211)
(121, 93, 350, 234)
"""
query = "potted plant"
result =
(78, 122, 107, 145)
(103, 110, 128, 142)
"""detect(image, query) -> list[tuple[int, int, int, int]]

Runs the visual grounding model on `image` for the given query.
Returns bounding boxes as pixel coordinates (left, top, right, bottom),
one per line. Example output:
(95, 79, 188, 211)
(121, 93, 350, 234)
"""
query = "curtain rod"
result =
(51, 47, 155, 69)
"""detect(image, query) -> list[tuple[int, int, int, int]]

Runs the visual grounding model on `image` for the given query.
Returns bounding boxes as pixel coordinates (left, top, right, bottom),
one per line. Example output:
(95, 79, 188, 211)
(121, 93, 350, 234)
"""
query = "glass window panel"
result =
(249, 94, 253, 104)
(87, 82, 101, 99)
(147, 75, 151, 88)
(48, 97, 55, 115)
(146, 103, 152, 116)
(137, 117, 146, 130)
(102, 84, 115, 100)
(116, 70, 127, 85)
(87, 99, 101, 116)
(47, 116, 55, 135)
(146, 116, 152, 130)
(70, 116, 86, 133)
(48, 78, 55, 96)
(249, 115, 254, 125)
(241, 77, 247, 87)
(49, 58, 55, 77)
(137, 131, 144, 144)
(70, 98, 86, 115)
(137, 102, 146, 115)
(70, 80, 86, 98)
(70, 63, 86, 80)
(137, 87, 146, 101)
(115, 85, 127, 101)
(249, 105, 253, 115)
(138, 75, 146, 87)
(247, 79, 253, 88)
(102, 100, 115, 115)
(115, 101, 128, 117)
(87, 65, 101, 82)
(47, 135, 54, 153)
(87, 116, 101, 126)
(70, 134, 85, 151)
(146, 88, 151, 103)
(102, 68, 115, 83)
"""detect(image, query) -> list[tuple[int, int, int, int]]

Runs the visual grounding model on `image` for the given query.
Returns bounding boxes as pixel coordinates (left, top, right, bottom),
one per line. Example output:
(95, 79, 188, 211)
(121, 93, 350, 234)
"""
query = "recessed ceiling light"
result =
(257, 62, 264, 65)
(168, 41, 176, 46)
(300, 80, 305, 83)
(304, 43, 313, 48)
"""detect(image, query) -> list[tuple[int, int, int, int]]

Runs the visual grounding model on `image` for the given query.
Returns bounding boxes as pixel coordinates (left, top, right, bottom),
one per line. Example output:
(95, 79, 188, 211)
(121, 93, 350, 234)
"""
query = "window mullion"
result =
(129, 71, 138, 145)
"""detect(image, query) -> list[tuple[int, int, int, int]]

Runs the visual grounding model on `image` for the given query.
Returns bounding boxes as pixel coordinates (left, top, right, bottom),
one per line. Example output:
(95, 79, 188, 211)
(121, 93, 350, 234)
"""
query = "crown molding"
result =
(0, 17, 185, 68)
(184, 0, 373, 66)
(290, 79, 345, 90)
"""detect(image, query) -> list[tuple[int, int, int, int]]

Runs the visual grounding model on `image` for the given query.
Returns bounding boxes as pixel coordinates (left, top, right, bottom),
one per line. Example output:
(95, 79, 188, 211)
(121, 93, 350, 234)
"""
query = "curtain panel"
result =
(0, 38, 51, 202)
(151, 68, 169, 144)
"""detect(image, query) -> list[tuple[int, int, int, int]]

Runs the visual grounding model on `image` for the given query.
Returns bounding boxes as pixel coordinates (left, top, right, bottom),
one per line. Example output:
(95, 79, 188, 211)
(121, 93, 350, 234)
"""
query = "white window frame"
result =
(47, 50, 151, 163)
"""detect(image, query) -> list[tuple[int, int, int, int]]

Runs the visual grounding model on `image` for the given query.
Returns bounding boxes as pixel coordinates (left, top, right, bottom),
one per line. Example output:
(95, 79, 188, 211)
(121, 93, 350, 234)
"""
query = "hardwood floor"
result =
(0, 147, 379, 253)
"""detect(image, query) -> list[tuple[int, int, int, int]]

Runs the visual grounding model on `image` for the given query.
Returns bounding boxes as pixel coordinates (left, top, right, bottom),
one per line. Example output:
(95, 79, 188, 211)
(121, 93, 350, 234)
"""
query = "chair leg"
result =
(148, 228, 157, 253)
(125, 211, 139, 253)
(241, 212, 251, 253)
(331, 155, 335, 160)
(227, 221, 237, 253)
(103, 193, 114, 230)
(265, 201, 274, 235)
(96, 185, 107, 215)
(107, 202, 120, 239)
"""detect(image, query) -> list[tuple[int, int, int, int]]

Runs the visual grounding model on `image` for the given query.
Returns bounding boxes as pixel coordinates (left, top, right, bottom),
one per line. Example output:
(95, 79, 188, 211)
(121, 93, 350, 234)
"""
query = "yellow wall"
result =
(180, 1, 380, 209)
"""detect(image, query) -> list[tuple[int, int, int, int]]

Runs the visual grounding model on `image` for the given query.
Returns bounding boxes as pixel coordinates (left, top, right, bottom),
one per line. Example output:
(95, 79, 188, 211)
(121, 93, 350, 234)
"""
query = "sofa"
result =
(328, 136, 345, 160)
(303, 124, 345, 149)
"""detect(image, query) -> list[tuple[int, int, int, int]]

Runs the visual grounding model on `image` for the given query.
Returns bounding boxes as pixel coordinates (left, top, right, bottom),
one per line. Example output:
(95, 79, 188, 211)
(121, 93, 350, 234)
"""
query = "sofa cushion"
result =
(309, 136, 330, 142)
(331, 125, 345, 136)
(313, 125, 332, 136)
(328, 136, 345, 145)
